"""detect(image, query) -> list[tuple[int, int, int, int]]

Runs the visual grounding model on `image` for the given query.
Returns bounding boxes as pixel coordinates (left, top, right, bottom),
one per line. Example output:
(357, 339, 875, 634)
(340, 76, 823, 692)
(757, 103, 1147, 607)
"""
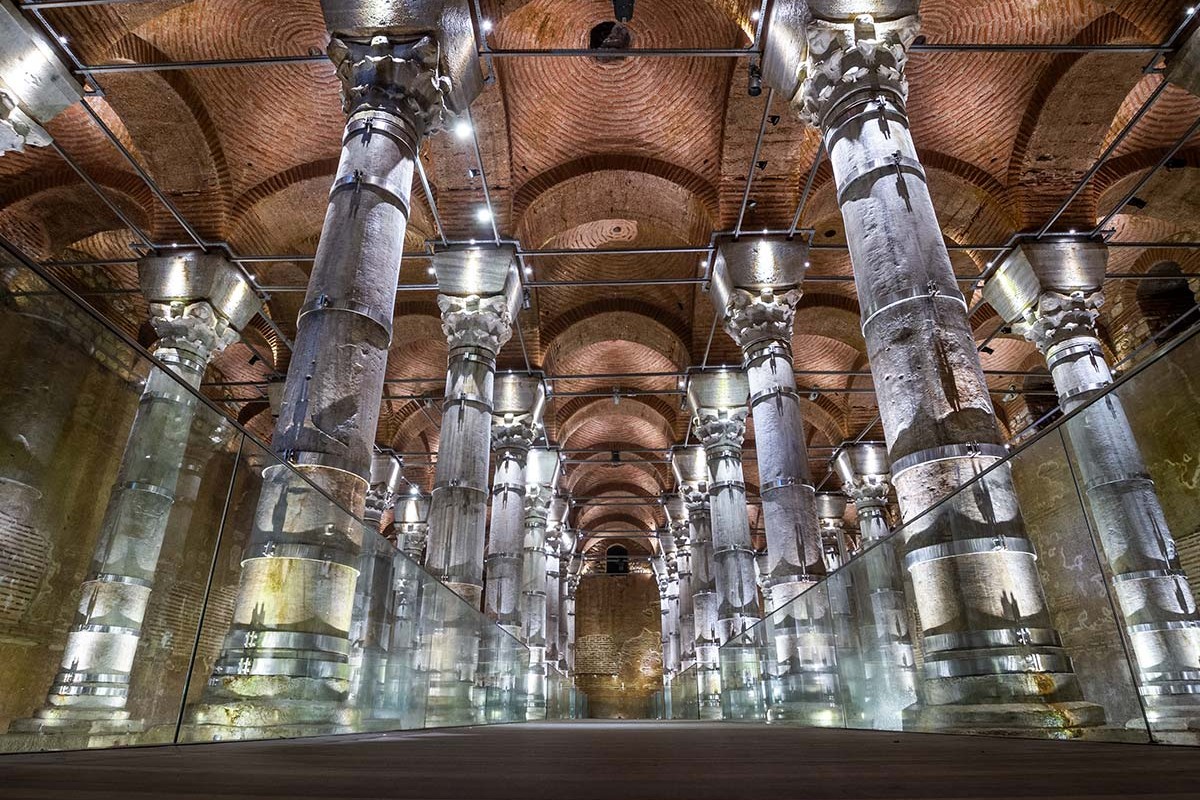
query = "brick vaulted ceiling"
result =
(1, 0, 1199, 556)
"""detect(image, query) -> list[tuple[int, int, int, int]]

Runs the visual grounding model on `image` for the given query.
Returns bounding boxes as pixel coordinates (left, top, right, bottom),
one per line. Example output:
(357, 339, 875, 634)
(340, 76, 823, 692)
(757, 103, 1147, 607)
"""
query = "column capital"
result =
(328, 35, 448, 136)
(491, 416, 538, 455)
(795, 14, 921, 128)
(438, 293, 515, 355)
(149, 299, 240, 360)
(365, 452, 403, 524)
(680, 484, 710, 519)
(692, 407, 750, 453)
(725, 287, 802, 352)
(1015, 289, 1104, 354)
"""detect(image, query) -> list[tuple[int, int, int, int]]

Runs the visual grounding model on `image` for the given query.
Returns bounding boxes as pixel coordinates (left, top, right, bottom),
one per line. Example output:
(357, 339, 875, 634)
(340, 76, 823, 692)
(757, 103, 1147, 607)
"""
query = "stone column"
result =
(379, 489, 430, 724)
(986, 240, 1200, 731)
(422, 246, 520, 725)
(191, 11, 473, 737)
(657, 522, 682, 677)
(664, 496, 696, 671)
(564, 551, 582, 674)
(687, 372, 761, 641)
(17, 251, 257, 737)
(484, 375, 544, 637)
(788, 6, 1100, 733)
(519, 447, 559, 719)
(348, 453, 402, 713)
(425, 246, 521, 604)
(544, 497, 569, 672)
(834, 441, 918, 728)
(673, 445, 722, 719)
(711, 235, 825, 611)
(816, 492, 850, 572)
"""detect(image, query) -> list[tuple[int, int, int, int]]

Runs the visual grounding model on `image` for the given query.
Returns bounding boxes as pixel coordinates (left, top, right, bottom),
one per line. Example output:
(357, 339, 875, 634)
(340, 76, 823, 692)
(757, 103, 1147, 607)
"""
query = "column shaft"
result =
(797, 14, 1098, 732)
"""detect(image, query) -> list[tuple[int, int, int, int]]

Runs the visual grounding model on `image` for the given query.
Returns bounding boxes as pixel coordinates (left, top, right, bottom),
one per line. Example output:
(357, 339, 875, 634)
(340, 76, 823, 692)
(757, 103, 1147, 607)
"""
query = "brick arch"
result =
(567, 459, 668, 499)
(1006, 13, 1151, 228)
(558, 397, 676, 452)
(543, 303, 691, 375)
(0, 176, 152, 261)
(513, 155, 719, 224)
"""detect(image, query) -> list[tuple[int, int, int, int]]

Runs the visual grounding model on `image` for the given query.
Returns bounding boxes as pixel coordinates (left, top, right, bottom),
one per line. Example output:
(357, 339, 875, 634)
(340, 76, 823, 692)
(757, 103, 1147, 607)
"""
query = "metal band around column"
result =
(861, 287, 969, 334)
(890, 441, 1008, 480)
(759, 476, 815, 496)
(923, 627, 1062, 654)
(750, 385, 800, 408)
(298, 294, 394, 340)
(836, 153, 928, 207)
(443, 392, 493, 413)
(903, 536, 1037, 571)
(329, 170, 411, 218)
(923, 652, 1074, 679)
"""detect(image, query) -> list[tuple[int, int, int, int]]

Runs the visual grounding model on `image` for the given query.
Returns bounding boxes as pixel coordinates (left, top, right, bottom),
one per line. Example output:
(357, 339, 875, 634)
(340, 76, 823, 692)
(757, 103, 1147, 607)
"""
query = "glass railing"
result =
(0, 240, 583, 754)
(714, 320, 1200, 745)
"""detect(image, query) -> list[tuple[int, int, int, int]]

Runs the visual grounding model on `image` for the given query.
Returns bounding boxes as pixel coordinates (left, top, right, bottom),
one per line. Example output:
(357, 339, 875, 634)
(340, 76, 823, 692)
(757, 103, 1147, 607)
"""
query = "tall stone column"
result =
(564, 550, 582, 674)
(664, 496, 696, 671)
(191, 6, 482, 737)
(834, 441, 918, 729)
(711, 235, 825, 610)
(17, 251, 258, 737)
(379, 488, 430, 724)
(484, 375, 544, 637)
(348, 453, 402, 712)
(519, 447, 559, 719)
(544, 497, 569, 672)
(788, 6, 1100, 733)
(985, 240, 1200, 731)
(656, 522, 682, 677)
(425, 247, 521, 604)
(673, 445, 722, 718)
(422, 247, 520, 725)
(687, 372, 761, 640)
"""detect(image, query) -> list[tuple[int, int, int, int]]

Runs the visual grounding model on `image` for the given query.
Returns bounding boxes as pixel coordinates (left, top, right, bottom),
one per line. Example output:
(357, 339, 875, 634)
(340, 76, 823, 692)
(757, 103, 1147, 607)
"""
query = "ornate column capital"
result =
(692, 407, 750, 454)
(438, 294, 515, 355)
(843, 474, 891, 509)
(149, 299, 240, 361)
(524, 482, 555, 519)
(328, 35, 448, 136)
(491, 415, 538, 456)
(680, 485, 710, 521)
(1014, 289, 1104, 355)
(795, 13, 921, 127)
(725, 287, 802, 353)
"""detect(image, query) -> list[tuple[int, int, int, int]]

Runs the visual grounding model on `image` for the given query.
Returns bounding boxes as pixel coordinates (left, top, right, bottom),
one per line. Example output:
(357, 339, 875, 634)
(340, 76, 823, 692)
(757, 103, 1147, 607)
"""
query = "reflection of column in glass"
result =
(555, 522, 577, 675)
(348, 453, 402, 714)
(519, 448, 559, 720)
(664, 497, 696, 671)
(379, 490, 430, 724)
(656, 522, 682, 678)
(986, 240, 1200, 732)
(834, 442, 917, 729)
(16, 251, 257, 737)
(672, 445, 722, 719)
(485, 376, 544, 637)
(564, 549, 582, 674)
(785, 6, 1100, 735)
(816, 492, 849, 572)
(424, 246, 521, 726)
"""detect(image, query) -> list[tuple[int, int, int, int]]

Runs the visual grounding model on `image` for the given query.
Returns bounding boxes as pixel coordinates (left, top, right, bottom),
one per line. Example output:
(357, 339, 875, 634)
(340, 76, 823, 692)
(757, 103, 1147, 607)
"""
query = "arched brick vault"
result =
(0, 0, 1193, 550)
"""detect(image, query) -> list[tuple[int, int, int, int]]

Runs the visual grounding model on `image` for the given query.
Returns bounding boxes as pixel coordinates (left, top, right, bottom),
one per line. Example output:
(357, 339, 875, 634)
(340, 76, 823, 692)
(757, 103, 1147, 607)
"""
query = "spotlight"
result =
(454, 119, 472, 140)
(481, 19, 494, 32)
(750, 9, 761, 22)
(748, 63, 763, 96)
(476, 207, 494, 223)
(56, 34, 69, 44)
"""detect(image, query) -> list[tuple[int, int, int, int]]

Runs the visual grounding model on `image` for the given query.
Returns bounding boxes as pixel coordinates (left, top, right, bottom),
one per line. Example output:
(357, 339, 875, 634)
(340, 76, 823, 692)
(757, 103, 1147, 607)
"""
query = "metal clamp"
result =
(1112, 568, 1188, 585)
(922, 651, 1073, 679)
(861, 285, 968, 333)
(836, 152, 928, 207)
(329, 170, 411, 217)
(1045, 339, 1105, 370)
(750, 385, 800, 408)
(87, 572, 154, 589)
(248, 541, 360, 570)
(1084, 470, 1154, 493)
(1059, 381, 1110, 403)
(903, 536, 1037, 571)
(298, 293, 393, 338)
(923, 626, 1061, 654)
(759, 476, 814, 496)
(443, 392, 493, 413)
(448, 350, 500, 369)
(708, 480, 746, 493)
(1127, 619, 1200, 635)
(890, 441, 1008, 479)
(490, 483, 527, 496)
(234, 629, 352, 656)
(344, 113, 417, 153)
(743, 342, 794, 369)
(432, 481, 489, 497)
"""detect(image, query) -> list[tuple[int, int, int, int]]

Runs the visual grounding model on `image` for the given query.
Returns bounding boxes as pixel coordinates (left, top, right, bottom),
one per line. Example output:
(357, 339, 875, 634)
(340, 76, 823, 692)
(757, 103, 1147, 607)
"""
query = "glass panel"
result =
(717, 325, 1200, 744)
(0, 257, 240, 753)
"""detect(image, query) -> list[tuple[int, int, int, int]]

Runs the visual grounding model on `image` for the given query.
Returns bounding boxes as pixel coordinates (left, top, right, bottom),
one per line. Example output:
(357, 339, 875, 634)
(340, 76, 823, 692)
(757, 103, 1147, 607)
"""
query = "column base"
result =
(903, 700, 1107, 739)
(7, 708, 143, 737)
(181, 698, 359, 743)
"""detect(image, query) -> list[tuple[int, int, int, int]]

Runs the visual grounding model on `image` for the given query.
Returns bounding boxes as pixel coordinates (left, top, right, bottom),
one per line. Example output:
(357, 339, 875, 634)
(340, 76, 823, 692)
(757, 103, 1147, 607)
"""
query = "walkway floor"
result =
(0, 720, 1196, 799)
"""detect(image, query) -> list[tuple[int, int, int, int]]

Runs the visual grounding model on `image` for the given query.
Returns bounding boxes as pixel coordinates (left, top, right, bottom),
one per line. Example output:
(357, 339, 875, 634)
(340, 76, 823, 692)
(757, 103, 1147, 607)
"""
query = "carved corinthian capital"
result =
(725, 287, 801, 352)
(1015, 289, 1104, 355)
(692, 408, 750, 453)
(149, 300, 240, 362)
(438, 293, 514, 355)
(328, 35, 448, 136)
(796, 14, 921, 127)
